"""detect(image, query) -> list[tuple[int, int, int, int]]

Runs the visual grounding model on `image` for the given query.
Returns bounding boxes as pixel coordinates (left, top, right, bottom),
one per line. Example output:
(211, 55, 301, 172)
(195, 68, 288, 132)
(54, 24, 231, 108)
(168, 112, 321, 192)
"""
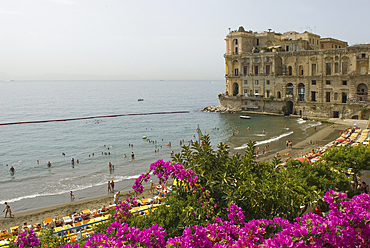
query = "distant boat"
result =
(239, 115, 251, 119)
(138, 98, 144, 101)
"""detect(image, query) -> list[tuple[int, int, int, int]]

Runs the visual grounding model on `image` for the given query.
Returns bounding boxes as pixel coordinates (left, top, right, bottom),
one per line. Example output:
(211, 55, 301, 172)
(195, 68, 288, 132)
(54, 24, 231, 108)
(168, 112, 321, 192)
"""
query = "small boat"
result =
(240, 115, 251, 119)
(138, 98, 144, 101)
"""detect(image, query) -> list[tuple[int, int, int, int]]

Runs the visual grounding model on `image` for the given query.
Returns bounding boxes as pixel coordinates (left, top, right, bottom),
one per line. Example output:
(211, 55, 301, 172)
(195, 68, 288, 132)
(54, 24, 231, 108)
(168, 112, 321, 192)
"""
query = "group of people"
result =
(286, 140, 293, 149)
(107, 180, 115, 193)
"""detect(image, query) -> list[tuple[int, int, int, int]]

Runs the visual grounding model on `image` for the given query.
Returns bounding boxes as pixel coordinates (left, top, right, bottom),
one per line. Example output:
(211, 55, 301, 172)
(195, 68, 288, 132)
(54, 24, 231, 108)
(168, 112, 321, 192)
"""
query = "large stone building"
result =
(219, 27, 370, 119)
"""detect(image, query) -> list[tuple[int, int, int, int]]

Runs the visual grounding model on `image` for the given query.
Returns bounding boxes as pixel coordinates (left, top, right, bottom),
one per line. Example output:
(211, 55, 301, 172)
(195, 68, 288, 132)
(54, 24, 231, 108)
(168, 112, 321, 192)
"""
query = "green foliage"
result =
(361, 107, 368, 114)
(269, 95, 275, 101)
(38, 228, 69, 247)
(321, 145, 370, 176)
(123, 136, 363, 237)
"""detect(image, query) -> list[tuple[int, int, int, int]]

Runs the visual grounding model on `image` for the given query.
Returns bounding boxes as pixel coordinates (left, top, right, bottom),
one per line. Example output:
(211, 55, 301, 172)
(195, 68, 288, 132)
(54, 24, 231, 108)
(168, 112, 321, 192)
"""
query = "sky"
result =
(0, 0, 369, 81)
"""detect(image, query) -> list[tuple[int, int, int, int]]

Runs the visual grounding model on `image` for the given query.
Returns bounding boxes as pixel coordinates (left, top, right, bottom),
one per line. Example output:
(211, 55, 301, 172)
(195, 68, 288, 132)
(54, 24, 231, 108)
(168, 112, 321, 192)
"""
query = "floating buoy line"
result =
(0, 111, 190, 126)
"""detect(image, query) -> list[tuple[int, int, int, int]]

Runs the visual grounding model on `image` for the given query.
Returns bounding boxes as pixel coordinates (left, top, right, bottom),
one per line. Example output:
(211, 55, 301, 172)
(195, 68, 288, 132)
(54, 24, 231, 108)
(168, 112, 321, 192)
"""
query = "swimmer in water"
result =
(10, 166, 15, 174)
(47, 161, 51, 167)
(262, 130, 265, 134)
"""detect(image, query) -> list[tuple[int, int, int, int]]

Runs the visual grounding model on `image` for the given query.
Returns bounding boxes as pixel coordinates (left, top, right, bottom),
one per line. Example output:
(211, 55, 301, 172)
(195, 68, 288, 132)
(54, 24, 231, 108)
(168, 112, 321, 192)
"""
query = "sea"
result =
(0, 80, 322, 213)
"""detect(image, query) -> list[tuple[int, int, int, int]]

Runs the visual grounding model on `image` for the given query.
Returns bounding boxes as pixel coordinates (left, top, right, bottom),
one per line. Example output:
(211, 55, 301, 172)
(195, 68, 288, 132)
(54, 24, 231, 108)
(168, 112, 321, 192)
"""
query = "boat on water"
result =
(138, 98, 144, 101)
(240, 115, 251, 119)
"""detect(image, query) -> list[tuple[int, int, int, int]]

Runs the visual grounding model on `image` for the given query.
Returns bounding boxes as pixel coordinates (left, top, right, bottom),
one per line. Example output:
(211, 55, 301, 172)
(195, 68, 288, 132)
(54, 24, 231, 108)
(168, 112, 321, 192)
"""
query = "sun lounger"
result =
(10, 226, 20, 236)
(90, 210, 101, 218)
(43, 217, 54, 228)
(63, 216, 73, 225)
(0, 230, 9, 240)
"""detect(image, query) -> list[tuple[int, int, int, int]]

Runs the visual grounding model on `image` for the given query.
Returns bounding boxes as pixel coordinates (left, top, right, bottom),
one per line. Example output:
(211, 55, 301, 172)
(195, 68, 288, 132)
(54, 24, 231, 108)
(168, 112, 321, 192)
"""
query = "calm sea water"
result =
(0, 80, 321, 213)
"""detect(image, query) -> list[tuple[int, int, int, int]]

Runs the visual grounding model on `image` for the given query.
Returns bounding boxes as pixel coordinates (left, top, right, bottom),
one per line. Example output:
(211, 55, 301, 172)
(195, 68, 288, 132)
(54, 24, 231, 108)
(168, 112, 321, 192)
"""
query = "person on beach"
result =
(150, 180, 155, 194)
(111, 180, 115, 192)
(362, 182, 368, 194)
(108, 181, 111, 194)
(114, 191, 120, 204)
(70, 191, 75, 201)
(3, 202, 13, 218)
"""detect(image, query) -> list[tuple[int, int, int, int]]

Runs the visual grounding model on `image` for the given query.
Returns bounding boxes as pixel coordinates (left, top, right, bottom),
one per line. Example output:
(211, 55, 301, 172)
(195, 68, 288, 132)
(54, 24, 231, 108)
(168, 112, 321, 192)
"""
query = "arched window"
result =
(288, 66, 292, 76)
(286, 83, 294, 96)
(277, 91, 281, 99)
(299, 65, 304, 76)
(233, 82, 239, 96)
(298, 83, 305, 101)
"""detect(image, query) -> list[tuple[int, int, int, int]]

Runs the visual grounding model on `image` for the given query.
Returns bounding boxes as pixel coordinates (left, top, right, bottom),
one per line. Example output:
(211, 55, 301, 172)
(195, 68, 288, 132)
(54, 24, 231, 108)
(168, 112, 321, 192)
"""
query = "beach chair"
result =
(90, 210, 101, 218)
(10, 226, 20, 236)
(63, 216, 73, 225)
(0, 230, 9, 240)
(43, 217, 54, 228)
(81, 209, 91, 219)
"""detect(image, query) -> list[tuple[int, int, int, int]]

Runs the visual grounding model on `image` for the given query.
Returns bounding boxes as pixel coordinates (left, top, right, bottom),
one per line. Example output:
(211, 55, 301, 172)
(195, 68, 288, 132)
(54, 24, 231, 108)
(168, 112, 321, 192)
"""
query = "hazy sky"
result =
(1, 0, 369, 80)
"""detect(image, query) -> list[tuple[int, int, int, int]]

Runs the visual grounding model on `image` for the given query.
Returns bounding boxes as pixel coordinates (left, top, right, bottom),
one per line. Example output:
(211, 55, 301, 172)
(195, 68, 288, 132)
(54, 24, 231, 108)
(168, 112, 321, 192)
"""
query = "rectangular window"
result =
(326, 63, 331, 75)
(342, 80, 347, 85)
(335, 62, 339, 73)
(266, 80, 270, 85)
(266, 57, 270, 62)
(312, 64, 316, 76)
(326, 92, 331, 102)
(255, 80, 259, 85)
(255, 90, 259, 94)
(295, 45, 298, 51)
(257, 39, 259, 45)
(244, 89, 248, 96)
(326, 80, 331, 85)
(311, 91, 316, 101)
(286, 45, 289, 51)
(254, 66, 259, 76)
(266, 65, 270, 75)
(321, 44, 324, 48)
(342, 62, 348, 74)
(312, 80, 316, 85)
(243, 66, 248, 75)
(309, 38, 311, 43)
(244, 80, 248, 84)
(266, 90, 270, 97)
(235, 68, 239, 76)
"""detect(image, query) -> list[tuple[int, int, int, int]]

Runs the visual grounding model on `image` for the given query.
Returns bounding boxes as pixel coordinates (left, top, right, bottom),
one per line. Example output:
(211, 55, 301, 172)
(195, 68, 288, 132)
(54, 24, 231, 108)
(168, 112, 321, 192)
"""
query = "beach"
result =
(0, 187, 154, 231)
(1, 118, 368, 231)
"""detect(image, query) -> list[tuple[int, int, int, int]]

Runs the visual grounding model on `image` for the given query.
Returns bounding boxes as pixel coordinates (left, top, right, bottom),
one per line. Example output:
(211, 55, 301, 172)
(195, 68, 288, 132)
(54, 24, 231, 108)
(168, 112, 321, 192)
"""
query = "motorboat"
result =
(239, 115, 251, 119)
(138, 98, 144, 101)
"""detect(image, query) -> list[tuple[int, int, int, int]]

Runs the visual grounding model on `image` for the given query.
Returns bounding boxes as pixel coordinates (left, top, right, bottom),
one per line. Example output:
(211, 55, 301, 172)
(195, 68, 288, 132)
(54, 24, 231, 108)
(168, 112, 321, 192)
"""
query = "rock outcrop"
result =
(202, 105, 237, 113)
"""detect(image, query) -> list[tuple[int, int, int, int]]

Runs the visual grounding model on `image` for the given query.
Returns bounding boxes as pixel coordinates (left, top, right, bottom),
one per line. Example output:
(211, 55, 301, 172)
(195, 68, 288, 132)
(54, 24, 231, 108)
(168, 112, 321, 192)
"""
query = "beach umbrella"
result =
(336, 138, 346, 142)
(295, 157, 310, 163)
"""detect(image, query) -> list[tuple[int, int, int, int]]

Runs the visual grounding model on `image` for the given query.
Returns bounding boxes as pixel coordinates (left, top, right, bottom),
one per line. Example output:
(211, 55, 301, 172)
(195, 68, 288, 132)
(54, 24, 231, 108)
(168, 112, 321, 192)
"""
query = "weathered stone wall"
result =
(219, 95, 369, 119)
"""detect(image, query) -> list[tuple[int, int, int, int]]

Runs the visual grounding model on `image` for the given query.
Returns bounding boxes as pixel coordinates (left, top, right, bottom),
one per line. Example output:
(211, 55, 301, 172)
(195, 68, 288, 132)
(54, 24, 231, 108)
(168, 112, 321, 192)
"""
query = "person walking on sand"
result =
(3, 202, 13, 218)
(70, 191, 75, 201)
(108, 181, 111, 194)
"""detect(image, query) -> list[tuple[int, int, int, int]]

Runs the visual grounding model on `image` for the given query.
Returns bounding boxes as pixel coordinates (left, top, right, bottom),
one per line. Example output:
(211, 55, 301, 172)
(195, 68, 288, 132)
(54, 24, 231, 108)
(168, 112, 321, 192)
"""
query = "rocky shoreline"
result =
(202, 105, 237, 113)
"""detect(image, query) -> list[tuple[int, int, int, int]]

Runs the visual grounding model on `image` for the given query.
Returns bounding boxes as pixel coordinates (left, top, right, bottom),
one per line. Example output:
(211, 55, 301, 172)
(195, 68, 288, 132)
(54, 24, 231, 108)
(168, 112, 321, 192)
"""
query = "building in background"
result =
(220, 26, 370, 119)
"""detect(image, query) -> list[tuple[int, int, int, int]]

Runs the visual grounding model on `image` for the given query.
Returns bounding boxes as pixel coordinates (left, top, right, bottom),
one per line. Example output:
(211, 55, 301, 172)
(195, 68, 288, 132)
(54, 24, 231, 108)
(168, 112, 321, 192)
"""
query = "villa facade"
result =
(220, 27, 370, 119)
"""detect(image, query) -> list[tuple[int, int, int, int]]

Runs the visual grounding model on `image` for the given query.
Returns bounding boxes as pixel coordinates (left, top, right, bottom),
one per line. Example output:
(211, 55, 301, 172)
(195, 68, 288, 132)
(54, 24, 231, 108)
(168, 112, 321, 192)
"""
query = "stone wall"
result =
(219, 95, 370, 119)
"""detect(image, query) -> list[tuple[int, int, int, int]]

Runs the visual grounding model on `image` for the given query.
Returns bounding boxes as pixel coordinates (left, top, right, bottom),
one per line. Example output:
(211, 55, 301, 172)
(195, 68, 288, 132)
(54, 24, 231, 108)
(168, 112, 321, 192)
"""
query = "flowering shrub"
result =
(132, 160, 198, 194)
(13, 191, 370, 247)
(13, 229, 40, 248)
(114, 197, 138, 222)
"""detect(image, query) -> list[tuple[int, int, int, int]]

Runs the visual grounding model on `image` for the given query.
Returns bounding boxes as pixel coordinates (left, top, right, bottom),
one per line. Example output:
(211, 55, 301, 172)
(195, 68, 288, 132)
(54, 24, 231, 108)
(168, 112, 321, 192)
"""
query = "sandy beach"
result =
(1, 118, 368, 232)
(0, 187, 154, 231)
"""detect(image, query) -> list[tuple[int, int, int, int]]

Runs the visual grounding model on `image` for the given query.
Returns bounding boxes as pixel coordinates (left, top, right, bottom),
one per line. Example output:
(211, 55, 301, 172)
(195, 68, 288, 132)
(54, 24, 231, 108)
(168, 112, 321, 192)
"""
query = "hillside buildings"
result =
(219, 27, 370, 119)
